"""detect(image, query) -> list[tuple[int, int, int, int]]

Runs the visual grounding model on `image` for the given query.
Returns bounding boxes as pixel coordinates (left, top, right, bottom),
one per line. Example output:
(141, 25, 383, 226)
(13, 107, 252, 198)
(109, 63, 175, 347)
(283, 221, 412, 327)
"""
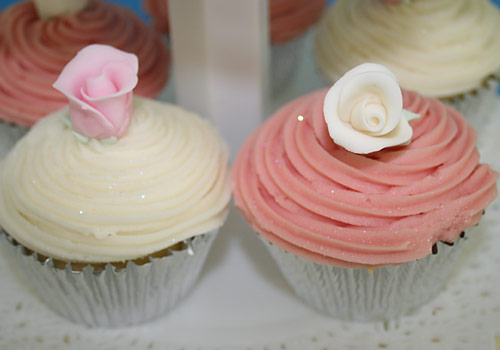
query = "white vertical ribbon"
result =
(169, 0, 269, 160)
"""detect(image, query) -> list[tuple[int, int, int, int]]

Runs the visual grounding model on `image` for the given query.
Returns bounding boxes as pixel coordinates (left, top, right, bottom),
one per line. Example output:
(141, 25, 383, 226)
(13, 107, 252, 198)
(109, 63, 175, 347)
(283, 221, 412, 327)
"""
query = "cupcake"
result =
(143, 0, 326, 93)
(0, 45, 230, 327)
(314, 0, 500, 128)
(0, 0, 170, 156)
(232, 63, 498, 321)
(143, 0, 170, 35)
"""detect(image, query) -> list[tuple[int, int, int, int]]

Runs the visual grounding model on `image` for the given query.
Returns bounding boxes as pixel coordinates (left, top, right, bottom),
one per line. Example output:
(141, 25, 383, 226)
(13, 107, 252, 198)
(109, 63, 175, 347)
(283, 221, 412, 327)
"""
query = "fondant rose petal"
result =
(67, 100, 116, 139)
(81, 93, 133, 138)
(337, 67, 402, 136)
(324, 63, 418, 154)
(84, 73, 118, 98)
(53, 44, 139, 140)
(100, 62, 139, 93)
(54, 45, 138, 98)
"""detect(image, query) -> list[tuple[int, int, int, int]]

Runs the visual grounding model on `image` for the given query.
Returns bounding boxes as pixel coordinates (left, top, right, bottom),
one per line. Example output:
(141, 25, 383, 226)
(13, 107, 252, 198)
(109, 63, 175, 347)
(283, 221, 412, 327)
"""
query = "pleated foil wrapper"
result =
(444, 75, 500, 134)
(271, 33, 308, 95)
(260, 234, 466, 321)
(0, 122, 28, 161)
(0, 229, 218, 327)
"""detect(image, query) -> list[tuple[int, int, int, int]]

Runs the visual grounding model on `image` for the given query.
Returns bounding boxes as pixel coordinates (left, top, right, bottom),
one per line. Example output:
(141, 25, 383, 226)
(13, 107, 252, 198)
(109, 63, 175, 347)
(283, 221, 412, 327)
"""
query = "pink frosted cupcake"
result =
(232, 63, 498, 320)
(0, 0, 170, 156)
(143, 0, 326, 93)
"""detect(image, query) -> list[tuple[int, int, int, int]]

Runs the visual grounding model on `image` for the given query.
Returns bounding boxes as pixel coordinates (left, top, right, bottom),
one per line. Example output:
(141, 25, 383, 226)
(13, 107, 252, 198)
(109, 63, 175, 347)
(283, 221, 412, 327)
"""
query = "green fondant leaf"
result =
(100, 137, 118, 145)
(72, 131, 90, 144)
(402, 109, 420, 121)
(61, 114, 73, 128)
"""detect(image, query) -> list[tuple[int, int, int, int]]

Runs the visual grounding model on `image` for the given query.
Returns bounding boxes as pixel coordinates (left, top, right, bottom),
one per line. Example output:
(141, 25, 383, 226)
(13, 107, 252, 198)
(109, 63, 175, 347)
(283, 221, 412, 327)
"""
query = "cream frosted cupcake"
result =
(0, 45, 230, 327)
(0, 0, 170, 157)
(232, 63, 497, 321)
(314, 0, 500, 128)
(143, 0, 326, 94)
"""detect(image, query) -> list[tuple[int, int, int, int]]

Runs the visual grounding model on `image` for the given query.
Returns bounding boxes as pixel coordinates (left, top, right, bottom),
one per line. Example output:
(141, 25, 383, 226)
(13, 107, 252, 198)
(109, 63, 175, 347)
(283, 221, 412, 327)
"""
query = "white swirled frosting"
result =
(0, 98, 231, 263)
(315, 0, 500, 98)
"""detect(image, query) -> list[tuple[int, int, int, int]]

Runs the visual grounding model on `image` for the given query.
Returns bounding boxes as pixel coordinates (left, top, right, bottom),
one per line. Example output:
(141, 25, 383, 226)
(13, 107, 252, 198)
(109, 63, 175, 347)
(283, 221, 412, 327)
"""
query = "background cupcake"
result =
(143, 0, 326, 94)
(232, 63, 497, 321)
(314, 0, 500, 129)
(269, 0, 327, 93)
(0, 0, 170, 159)
(0, 45, 230, 327)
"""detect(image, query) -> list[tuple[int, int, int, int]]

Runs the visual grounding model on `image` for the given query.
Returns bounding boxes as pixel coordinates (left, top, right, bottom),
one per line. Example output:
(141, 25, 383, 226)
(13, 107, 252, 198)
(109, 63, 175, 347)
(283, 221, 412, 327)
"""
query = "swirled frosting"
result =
(143, 0, 326, 44)
(314, 0, 500, 98)
(232, 89, 497, 267)
(0, 98, 230, 263)
(269, 0, 327, 44)
(0, 0, 169, 126)
(143, 0, 170, 34)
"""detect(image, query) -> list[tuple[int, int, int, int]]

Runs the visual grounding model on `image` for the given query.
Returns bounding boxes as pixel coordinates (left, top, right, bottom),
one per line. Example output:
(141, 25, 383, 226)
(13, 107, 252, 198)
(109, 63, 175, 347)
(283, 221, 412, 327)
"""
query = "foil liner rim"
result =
(257, 230, 468, 270)
(0, 227, 219, 327)
(444, 73, 500, 104)
(0, 228, 216, 275)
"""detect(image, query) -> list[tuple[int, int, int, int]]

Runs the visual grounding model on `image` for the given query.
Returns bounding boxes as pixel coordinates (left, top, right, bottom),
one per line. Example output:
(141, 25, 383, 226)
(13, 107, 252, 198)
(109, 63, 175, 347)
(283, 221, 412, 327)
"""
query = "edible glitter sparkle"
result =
(187, 241, 195, 256)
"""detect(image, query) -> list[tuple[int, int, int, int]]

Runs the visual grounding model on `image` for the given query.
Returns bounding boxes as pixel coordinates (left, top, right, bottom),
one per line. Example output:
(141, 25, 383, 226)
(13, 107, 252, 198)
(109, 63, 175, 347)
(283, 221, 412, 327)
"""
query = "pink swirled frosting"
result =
(0, 0, 169, 126)
(143, 0, 170, 34)
(270, 0, 326, 44)
(232, 89, 497, 268)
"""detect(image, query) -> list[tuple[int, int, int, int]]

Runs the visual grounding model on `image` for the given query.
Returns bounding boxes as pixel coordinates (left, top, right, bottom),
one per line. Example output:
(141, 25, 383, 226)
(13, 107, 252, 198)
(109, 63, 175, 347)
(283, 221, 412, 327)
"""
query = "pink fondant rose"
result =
(53, 44, 138, 140)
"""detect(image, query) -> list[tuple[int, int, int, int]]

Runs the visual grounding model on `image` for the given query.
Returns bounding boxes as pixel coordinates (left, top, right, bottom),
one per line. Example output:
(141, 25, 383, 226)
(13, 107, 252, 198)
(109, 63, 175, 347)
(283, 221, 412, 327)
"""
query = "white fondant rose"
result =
(33, 0, 90, 19)
(323, 63, 419, 154)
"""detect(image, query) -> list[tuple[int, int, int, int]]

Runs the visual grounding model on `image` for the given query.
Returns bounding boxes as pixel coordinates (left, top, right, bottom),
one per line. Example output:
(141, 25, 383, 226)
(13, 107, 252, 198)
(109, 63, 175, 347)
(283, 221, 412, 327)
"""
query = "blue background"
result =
(1, 0, 500, 21)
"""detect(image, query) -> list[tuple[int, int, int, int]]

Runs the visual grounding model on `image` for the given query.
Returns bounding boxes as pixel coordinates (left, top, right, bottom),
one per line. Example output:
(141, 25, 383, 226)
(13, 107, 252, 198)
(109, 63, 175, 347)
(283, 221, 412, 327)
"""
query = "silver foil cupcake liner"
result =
(271, 33, 308, 95)
(443, 75, 500, 133)
(260, 233, 466, 321)
(0, 122, 28, 161)
(0, 229, 218, 327)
